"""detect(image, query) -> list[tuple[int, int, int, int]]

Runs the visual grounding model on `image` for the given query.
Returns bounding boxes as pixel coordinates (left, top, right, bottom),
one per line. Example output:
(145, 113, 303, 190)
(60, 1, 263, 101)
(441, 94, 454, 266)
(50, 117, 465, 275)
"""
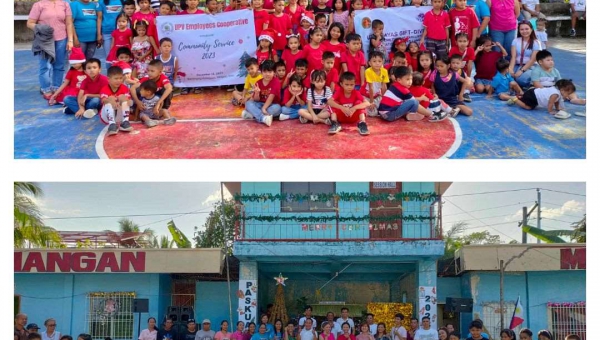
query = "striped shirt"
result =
(378, 82, 414, 113)
(307, 86, 333, 109)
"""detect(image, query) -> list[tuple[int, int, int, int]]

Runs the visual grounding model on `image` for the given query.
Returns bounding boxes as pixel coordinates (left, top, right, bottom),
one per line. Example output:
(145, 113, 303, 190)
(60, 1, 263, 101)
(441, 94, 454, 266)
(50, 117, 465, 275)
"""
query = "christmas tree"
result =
(269, 273, 289, 325)
(238, 51, 252, 78)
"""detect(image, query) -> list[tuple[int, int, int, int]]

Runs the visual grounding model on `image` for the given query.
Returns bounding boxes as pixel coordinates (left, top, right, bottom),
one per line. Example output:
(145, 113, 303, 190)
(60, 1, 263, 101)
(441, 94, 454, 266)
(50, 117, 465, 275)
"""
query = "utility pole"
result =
(522, 207, 527, 244)
(500, 259, 505, 330)
(536, 189, 542, 244)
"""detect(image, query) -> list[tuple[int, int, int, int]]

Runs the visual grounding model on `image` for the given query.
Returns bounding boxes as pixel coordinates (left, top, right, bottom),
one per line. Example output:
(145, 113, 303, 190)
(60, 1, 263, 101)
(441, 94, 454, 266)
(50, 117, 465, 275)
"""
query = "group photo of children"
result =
(24, 0, 586, 140)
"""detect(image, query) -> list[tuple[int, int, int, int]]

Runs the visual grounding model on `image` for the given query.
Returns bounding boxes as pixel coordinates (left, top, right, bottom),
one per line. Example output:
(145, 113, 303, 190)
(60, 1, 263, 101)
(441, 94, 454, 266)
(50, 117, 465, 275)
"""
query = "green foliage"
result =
(443, 222, 503, 259)
(118, 218, 156, 248)
(167, 220, 192, 248)
(193, 200, 236, 254)
(14, 182, 62, 248)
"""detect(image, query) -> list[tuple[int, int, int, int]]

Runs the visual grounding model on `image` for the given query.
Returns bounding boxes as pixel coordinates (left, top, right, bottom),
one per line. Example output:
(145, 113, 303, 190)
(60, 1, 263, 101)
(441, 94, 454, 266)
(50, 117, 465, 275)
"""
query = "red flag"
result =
(509, 296, 524, 329)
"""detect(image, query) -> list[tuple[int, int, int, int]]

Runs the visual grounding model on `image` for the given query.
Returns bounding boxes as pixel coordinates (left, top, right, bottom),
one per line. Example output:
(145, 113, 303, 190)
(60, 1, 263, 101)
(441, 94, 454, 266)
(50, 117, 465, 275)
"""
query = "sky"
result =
(34, 182, 585, 244)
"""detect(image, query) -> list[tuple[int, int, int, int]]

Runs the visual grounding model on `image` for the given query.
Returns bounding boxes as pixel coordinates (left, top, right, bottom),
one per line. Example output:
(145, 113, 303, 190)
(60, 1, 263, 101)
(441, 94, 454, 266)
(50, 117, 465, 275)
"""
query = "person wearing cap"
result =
(41, 318, 61, 340)
(27, 323, 40, 336)
(196, 319, 216, 340)
(183, 320, 198, 340)
(14, 314, 29, 340)
(49, 47, 87, 106)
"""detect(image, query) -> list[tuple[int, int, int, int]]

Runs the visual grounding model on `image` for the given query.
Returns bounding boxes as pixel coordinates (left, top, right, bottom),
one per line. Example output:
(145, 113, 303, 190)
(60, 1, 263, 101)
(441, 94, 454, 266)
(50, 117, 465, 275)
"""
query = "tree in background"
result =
(193, 200, 236, 254)
(522, 215, 586, 244)
(14, 182, 62, 248)
(168, 220, 192, 248)
(442, 222, 503, 260)
(117, 218, 156, 248)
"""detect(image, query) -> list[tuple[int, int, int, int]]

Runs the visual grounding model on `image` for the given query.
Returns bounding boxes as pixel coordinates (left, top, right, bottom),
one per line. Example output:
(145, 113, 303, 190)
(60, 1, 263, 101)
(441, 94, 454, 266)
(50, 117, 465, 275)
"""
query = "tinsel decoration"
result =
(234, 192, 437, 203)
(367, 303, 413, 332)
(239, 214, 433, 223)
(547, 301, 585, 307)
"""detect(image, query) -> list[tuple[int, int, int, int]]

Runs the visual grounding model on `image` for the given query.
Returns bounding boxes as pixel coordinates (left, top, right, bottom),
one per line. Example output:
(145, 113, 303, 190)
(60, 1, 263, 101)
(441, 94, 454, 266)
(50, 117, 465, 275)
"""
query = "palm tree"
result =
(117, 218, 156, 248)
(151, 235, 175, 248)
(14, 182, 62, 248)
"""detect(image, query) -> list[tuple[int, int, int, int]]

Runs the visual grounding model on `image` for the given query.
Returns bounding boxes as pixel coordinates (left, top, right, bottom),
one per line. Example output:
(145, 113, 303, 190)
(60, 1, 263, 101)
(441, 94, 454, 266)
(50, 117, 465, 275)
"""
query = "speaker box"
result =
(180, 306, 195, 322)
(445, 297, 473, 313)
(133, 299, 149, 313)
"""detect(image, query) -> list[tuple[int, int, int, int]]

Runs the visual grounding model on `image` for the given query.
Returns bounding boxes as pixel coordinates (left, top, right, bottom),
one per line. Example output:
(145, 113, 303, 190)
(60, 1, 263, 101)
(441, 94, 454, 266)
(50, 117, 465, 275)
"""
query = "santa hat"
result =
(300, 12, 315, 25)
(69, 47, 86, 64)
(394, 37, 410, 47)
(258, 28, 277, 44)
(112, 60, 132, 74)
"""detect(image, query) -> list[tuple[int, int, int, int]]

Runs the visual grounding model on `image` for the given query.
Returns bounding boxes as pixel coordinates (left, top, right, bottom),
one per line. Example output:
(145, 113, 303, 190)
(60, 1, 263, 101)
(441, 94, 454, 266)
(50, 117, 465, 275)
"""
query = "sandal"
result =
(573, 111, 586, 117)
(554, 110, 571, 119)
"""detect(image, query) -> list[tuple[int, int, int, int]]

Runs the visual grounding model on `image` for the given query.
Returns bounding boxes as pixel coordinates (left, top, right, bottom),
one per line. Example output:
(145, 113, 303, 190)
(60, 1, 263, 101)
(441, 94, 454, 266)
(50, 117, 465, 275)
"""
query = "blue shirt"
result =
(97, 0, 123, 35)
(491, 71, 514, 94)
(466, 0, 491, 35)
(70, 0, 99, 42)
(252, 333, 272, 340)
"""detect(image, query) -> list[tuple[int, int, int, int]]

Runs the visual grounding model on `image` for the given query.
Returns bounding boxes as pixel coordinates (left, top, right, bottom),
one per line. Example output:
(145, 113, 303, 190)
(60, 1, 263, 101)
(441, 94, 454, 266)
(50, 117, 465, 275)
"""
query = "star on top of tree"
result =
(274, 273, 288, 286)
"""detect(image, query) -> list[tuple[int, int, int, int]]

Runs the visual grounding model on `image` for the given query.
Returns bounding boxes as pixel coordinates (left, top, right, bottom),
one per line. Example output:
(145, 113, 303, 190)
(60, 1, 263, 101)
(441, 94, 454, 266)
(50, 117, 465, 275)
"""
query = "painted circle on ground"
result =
(100, 117, 461, 159)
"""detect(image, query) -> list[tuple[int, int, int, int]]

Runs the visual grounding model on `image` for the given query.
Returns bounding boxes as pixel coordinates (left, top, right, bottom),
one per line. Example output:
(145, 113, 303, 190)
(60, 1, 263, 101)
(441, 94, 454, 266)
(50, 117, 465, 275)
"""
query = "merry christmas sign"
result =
(157, 10, 257, 87)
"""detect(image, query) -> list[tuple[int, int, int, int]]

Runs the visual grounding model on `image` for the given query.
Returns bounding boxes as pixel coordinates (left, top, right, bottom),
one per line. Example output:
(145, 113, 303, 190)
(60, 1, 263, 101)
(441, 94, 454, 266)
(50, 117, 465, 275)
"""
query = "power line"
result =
(443, 202, 532, 217)
(444, 188, 538, 198)
(45, 210, 213, 220)
(539, 188, 586, 197)
(444, 213, 520, 225)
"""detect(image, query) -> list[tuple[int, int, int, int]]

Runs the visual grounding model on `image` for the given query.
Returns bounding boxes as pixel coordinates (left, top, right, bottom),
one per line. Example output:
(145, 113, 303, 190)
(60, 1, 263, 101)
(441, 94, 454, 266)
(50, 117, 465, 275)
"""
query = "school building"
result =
(14, 182, 586, 340)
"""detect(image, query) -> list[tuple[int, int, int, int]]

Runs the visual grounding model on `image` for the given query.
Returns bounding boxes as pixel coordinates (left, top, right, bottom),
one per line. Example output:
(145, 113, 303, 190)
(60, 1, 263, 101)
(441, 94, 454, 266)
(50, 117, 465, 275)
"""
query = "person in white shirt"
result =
(139, 317, 159, 340)
(325, 312, 342, 338)
(300, 319, 318, 340)
(41, 318, 61, 340)
(413, 317, 437, 340)
(520, 0, 545, 21)
(336, 308, 355, 334)
(366, 314, 376, 336)
(569, 0, 586, 36)
(390, 314, 407, 340)
(299, 306, 317, 332)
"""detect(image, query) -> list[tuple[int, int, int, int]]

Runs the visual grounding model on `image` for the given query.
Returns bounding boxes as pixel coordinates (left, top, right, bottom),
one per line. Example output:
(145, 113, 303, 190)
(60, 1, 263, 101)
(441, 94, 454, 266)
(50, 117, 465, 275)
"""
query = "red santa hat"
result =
(69, 47, 86, 64)
(394, 37, 410, 47)
(258, 28, 277, 44)
(300, 12, 315, 25)
(112, 60, 132, 74)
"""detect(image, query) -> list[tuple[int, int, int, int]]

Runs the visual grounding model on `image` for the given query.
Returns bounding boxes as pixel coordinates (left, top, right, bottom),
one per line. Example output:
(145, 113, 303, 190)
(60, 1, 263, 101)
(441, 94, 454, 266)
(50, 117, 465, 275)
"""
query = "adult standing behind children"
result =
(413, 317, 437, 340)
(27, 0, 74, 99)
(138, 317, 158, 340)
(196, 320, 216, 340)
(508, 20, 541, 88)
(41, 318, 61, 340)
(70, 0, 101, 60)
(486, 0, 519, 56)
(157, 318, 179, 340)
(97, 0, 124, 61)
(336, 308, 354, 334)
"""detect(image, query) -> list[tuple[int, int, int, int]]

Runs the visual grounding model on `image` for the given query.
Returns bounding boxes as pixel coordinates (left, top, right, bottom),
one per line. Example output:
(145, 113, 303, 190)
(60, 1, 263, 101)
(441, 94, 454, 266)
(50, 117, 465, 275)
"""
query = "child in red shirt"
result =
(130, 59, 174, 120)
(448, 33, 475, 77)
(132, 0, 159, 47)
(409, 71, 455, 115)
(473, 36, 507, 94)
(341, 33, 366, 89)
(224, 0, 249, 11)
(327, 71, 371, 135)
(449, 0, 480, 48)
(407, 41, 420, 72)
(301, 28, 326, 75)
(298, 12, 314, 46)
(322, 51, 339, 92)
(253, 0, 270, 39)
(280, 74, 307, 120)
(269, 0, 293, 56)
(257, 29, 279, 64)
(63, 58, 108, 119)
(49, 47, 86, 105)
(241, 60, 283, 126)
(283, 58, 310, 88)
(419, 0, 451, 60)
(100, 66, 134, 135)
(284, 0, 305, 33)
(281, 34, 303, 74)
(322, 22, 347, 74)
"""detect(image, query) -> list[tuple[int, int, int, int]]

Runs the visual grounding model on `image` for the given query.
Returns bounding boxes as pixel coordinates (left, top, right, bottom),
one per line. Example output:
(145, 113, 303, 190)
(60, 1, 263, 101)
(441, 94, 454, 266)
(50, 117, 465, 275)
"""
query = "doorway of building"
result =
(369, 182, 402, 239)
(438, 304, 461, 333)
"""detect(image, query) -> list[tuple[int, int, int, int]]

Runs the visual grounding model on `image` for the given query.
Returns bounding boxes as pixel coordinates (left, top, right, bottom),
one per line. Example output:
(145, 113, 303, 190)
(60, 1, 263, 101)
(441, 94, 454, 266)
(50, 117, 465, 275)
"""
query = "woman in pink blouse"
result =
(27, 0, 74, 99)
(486, 0, 520, 56)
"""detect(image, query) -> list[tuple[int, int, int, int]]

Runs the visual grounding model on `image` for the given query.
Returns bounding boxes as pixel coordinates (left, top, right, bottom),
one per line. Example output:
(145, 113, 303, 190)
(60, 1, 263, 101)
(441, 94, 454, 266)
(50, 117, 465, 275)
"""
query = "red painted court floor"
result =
(102, 117, 459, 159)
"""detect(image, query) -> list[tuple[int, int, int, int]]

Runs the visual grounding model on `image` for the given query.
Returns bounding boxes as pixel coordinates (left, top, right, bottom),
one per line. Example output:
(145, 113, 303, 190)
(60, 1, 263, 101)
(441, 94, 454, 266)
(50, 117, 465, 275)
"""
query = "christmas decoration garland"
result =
(367, 302, 413, 331)
(547, 301, 585, 307)
(234, 192, 437, 203)
(238, 214, 433, 223)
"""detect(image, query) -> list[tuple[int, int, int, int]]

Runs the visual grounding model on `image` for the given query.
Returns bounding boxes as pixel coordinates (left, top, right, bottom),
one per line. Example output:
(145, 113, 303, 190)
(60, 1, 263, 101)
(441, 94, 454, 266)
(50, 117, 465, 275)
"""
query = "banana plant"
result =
(522, 225, 568, 243)
(167, 220, 192, 248)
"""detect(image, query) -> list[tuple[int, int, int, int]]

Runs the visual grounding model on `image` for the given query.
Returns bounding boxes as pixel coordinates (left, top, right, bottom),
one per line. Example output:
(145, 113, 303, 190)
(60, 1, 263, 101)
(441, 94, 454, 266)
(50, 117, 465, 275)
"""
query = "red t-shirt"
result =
(64, 69, 87, 96)
(139, 74, 171, 91)
(420, 69, 434, 89)
(302, 44, 326, 74)
(100, 83, 131, 99)
(409, 85, 434, 108)
(408, 55, 419, 71)
(423, 9, 451, 41)
(281, 49, 303, 73)
(254, 9, 270, 37)
(346, 0, 372, 9)
(263, 0, 274, 9)
(325, 68, 339, 89)
(341, 50, 366, 84)
(448, 46, 475, 75)
(269, 13, 293, 50)
(449, 7, 480, 46)
(300, 74, 311, 89)
(131, 11, 158, 46)
(256, 78, 282, 103)
(224, 5, 249, 11)
(322, 40, 347, 73)
(177, 8, 205, 14)
(331, 89, 365, 123)
(284, 4, 305, 33)
(282, 87, 307, 105)
(298, 26, 311, 46)
(474, 50, 503, 80)
(80, 74, 109, 95)
(256, 48, 278, 65)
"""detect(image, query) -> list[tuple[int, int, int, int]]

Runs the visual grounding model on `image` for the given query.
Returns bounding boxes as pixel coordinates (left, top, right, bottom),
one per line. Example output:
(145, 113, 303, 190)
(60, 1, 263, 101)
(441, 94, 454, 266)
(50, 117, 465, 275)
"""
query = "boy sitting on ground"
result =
(327, 72, 371, 135)
(232, 58, 262, 107)
(138, 80, 177, 128)
(130, 59, 174, 120)
(63, 58, 108, 119)
(487, 58, 524, 101)
(100, 66, 134, 135)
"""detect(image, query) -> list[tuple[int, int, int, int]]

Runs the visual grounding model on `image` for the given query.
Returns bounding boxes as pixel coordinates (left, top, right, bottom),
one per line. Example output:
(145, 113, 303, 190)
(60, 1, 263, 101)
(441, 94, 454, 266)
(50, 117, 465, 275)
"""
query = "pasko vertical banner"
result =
(237, 280, 258, 328)
(353, 7, 430, 59)
(418, 286, 437, 330)
(157, 11, 256, 87)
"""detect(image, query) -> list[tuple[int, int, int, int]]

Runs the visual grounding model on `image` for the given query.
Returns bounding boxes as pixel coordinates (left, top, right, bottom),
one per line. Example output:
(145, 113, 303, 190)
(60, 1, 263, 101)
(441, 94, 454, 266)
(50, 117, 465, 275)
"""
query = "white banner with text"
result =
(157, 11, 256, 86)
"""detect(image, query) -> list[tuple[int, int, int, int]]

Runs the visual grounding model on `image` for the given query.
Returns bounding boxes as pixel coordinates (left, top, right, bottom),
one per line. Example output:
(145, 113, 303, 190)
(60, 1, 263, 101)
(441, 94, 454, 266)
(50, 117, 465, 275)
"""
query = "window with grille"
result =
(280, 182, 336, 212)
(547, 302, 586, 340)
(480, 302, 521, 339)
(86, 292, 135, 340)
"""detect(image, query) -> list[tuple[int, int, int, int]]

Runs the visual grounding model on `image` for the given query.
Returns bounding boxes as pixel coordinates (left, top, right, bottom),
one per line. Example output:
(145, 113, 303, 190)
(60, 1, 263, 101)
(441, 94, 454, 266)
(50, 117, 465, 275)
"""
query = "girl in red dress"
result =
(298, 12, 314, 46)
(284, 0, 305, 33)
(301, 27, 326, 75)
(107, 13, 133, 64)
(131, 0, 159, 48)
(417, 50, 435, 90)
(257, 29, 279, 65)
(407, 41, 420, 72)
(322, 22, 347, 74)
(281, 34, 303, 74)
